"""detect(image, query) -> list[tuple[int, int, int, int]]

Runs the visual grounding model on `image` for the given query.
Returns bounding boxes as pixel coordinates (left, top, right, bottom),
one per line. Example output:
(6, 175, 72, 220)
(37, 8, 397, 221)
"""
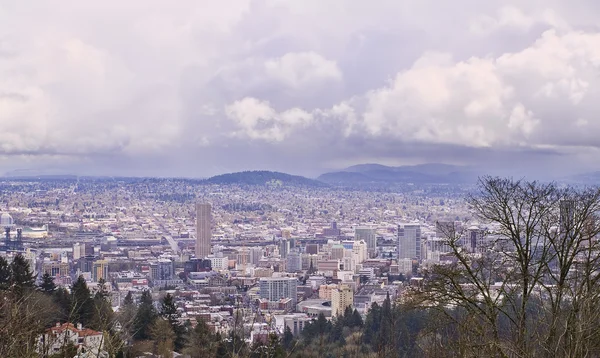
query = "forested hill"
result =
(203, 170, 328, 187)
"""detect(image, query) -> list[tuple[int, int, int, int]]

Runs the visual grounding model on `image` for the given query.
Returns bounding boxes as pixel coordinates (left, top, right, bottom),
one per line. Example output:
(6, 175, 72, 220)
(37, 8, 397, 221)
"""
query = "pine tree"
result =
(90, 278, 114, 331)
(134, 290, 157, 340)
(0, 256, 10, 291)
(9, 253, 35, 292)
(95, 278, 109, 299)
(184, 319, 218, 357)
(282, 326, 295, 351)
(351, 309, 363, 328)
(123, 291, 133, 306)
(71, 275, 94, 326)
(151, 318, 175, 357)
(39, 273, 57, 294)
(160, 293, 186, 351)
(53, 287, 72, 322)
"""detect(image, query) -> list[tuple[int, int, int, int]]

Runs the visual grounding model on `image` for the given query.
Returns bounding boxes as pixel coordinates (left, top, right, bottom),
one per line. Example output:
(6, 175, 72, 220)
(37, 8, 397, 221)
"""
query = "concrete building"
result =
(195, 203, 212, 259)
(150, 259, 174, 280)
(355, 227, 376, 252)
(318, 284, 337, 300)
(352, 240, 368, 263)
(398, 224, 421, 260)
(331, 284, 353, 316)
(260, 277, 298, 305)
(279, 239, 290, 259)
(92, 260, 109, 282)
(286, 250, 302, 273)
(207, 253, 228, 271)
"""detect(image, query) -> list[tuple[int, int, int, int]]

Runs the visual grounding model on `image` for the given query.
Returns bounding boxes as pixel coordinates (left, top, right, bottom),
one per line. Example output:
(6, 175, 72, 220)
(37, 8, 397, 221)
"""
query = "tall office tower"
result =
(259, 277, 298, 305)
(331, 284, 354, 316)
(286, 250, 302, 273)
(195, 203, 212, 259)
(355, 227, 376, 251)
(280, 239, 290, 259)
(398, 224, 422, 260)
(92, 260, 109, 282)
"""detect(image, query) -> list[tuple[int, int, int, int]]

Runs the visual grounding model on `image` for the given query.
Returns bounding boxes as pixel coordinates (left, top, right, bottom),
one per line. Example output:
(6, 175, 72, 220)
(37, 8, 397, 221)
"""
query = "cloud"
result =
(2, 1, 600, 177)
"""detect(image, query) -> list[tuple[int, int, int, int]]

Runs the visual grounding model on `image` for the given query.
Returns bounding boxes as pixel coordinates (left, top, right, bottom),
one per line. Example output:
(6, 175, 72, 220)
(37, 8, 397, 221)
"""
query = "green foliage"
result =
(39, 273, 57, 294)
(71, 275, 94, 326)
(133, 290, 157, 340)
(0, 256, 10, 291)
(52, 287, 72, 323)
(184, 319, 219, 357)
(160, 293, 186, 352)
(9, 253, 35, 293)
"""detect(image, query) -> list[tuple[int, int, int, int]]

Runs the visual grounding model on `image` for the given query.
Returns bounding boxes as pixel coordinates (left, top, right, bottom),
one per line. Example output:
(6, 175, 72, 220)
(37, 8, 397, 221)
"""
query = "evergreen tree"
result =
(9, 253, 35, 292)
(53, 287, 72, 322)
(133, 290, 157, 340)
(363, 302, 381, 345)
(377, 293, 394, 355)
(282, 326, 295, 351)
(160, 293, 186, 351)
(351, 309, 363, 328)
(183, 320, 221, 358)
(71, 275, 94, 326)
(89, 279, 114, 331)
(123, 291, 133, 306)
(0, 256, 10, 290)
(94, 278, 109, 299)
(39, 273, 57, 295)
(151, 318, 175, 357)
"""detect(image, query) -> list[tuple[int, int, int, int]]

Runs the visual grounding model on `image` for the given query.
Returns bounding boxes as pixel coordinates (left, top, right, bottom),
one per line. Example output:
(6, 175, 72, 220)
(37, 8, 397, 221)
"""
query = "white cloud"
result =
(225, 98, 313, 141)
(2, 0, 600, 175)
(264, 51, 342, 88)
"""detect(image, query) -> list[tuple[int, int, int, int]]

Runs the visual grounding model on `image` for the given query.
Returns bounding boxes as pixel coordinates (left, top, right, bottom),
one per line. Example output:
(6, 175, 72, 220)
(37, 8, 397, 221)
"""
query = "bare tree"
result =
(416, 177, 600, 357)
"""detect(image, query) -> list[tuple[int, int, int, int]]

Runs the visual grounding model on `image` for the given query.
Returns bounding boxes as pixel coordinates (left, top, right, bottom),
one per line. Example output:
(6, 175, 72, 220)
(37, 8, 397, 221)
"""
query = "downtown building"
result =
(195, 203, 212, 259)
(259, 277, 298, 306)
(398, 224, 422, 260)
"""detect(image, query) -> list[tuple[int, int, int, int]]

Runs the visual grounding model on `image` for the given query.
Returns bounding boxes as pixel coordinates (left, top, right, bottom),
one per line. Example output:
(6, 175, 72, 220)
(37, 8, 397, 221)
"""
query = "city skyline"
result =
(2, 1, 600, 178)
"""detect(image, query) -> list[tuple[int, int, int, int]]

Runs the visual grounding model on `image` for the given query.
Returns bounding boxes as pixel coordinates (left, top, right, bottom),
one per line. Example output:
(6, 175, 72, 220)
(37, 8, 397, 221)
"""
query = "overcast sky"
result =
(2, 1, 600, 178)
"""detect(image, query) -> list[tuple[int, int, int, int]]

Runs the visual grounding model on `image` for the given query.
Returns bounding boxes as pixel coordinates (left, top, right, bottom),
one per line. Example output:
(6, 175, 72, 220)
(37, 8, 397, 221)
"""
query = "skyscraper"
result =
(195, 203, 212, 259)
(398, 224, 421, 260)
(355, 227, 376, 252)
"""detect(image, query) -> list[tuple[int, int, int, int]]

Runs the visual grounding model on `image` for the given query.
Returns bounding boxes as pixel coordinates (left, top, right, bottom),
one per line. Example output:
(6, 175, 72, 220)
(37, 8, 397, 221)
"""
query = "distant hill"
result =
(318, 163, 478, 185)
(565, 171, 600, 185)
(204, 170, 328, 187)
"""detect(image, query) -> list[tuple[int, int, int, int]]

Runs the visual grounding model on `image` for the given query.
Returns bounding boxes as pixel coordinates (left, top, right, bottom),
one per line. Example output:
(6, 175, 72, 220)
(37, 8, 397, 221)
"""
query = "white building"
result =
(38, 323, 104, 357)
(207, 253, 229, 271)
(398, 224, 421, 260)
(259, 277, 298, 305)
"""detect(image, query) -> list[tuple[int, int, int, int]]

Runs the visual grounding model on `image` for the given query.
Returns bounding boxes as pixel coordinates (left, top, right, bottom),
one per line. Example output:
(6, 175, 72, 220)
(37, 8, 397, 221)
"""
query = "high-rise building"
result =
(280, 239, 290, 259)
(150, 259, 174, 280)
(92, 260, 109, 282)
(352, 240, 368, 263)
(286, 250, 302, 272)
(398, 224, 421, 260)
(195, 203, 212, 259)
(259, 277, 298, 305)
(355, 227, 376, 252)
(331, 284, 353, 316)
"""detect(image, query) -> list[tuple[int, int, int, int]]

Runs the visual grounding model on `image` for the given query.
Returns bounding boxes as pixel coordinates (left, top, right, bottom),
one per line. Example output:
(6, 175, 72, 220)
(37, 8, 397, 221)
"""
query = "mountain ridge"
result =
(203, 170, 328, 187)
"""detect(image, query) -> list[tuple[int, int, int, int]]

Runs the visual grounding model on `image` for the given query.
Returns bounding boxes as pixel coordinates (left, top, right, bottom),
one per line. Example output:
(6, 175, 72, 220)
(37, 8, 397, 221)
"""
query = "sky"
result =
(2, 1, 600, 178)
